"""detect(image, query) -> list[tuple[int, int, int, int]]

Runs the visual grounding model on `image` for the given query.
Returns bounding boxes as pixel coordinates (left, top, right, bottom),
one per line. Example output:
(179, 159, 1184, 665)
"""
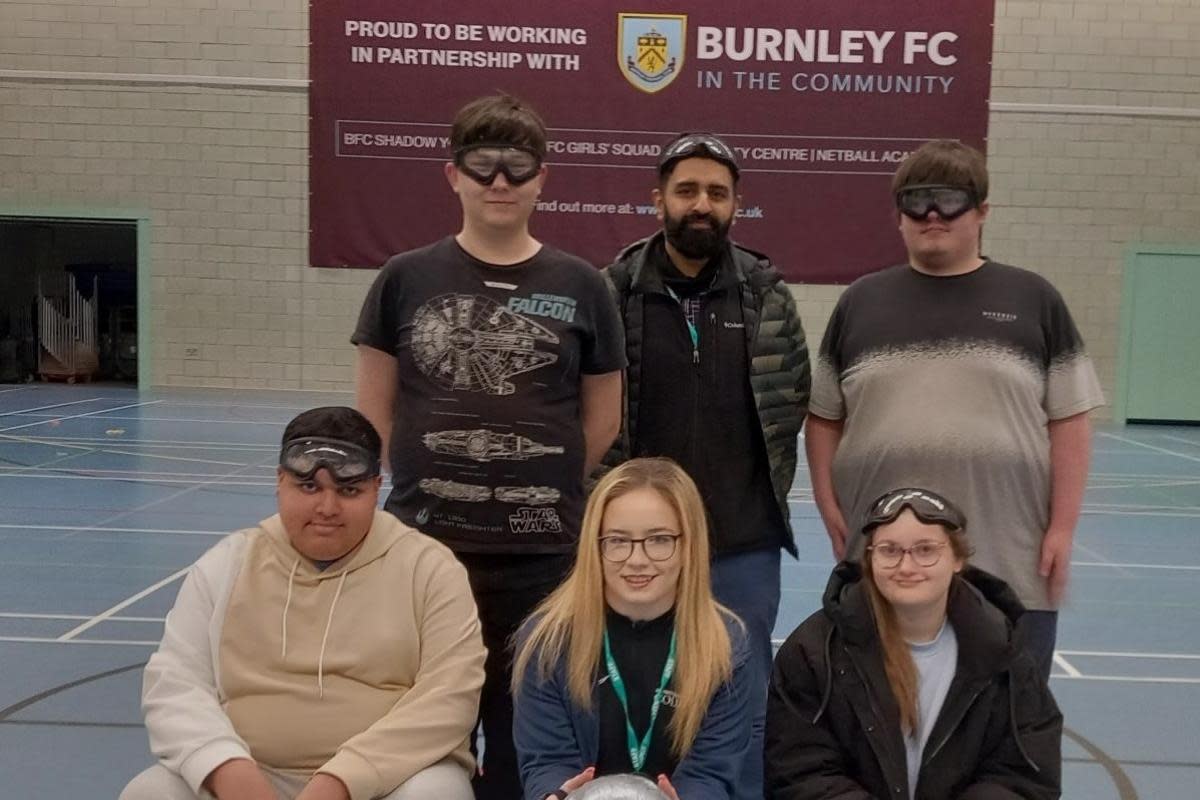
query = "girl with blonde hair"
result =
(513, 458, 752, 800)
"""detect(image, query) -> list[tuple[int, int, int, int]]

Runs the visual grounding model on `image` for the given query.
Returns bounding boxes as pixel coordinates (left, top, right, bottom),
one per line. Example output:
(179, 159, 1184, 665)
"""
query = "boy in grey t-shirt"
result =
(806, 140, 1104, 679)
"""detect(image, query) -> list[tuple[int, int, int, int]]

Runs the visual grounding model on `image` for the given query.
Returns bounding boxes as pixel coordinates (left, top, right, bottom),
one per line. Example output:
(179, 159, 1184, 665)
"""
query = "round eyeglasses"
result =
(599, 534, 681, 563)
(867, 541, 948, 569)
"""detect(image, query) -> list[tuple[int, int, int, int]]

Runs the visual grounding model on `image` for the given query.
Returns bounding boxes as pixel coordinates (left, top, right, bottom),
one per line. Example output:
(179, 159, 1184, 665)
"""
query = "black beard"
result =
(663, 211, 731, 260)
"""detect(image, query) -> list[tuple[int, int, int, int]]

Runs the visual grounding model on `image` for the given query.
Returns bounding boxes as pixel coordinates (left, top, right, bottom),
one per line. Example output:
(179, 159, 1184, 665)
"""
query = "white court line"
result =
(0, 474, 275, 486)
(1054, 653, 1083, 677)
(1059, 649, 1200, 660)
(52, 447, 249, 467)
(7, 436, 274, 449)
(1074, 561, 1200, 571)
(0, 398, 101, 418)
(0, 466, 271, 478)
(1085, 502, 1200, 511)
(1162, 434, 1200, 448)
(1051, 675, 1200, 685)
(0, 523, 226, 537)
(1099, 431, 1200, 465)
(0, 387, 32, 395)
(57, 567, 188, 641)
(0, 431, 260, 466)
(0, 635, 157, 647)
(1080, 509, 1200, 518)
(0, 400, 164, 434)
(0, 612, 163, 623)
(1088, 480, 1200, 490)
(2, 446, 93, 478)
(156, 400, 337, 410)
(51, 444, 278, 539)
(1091, 470, 1200, 479)
(1069, 541, 1133, 578)
(17, 413, 281, 426)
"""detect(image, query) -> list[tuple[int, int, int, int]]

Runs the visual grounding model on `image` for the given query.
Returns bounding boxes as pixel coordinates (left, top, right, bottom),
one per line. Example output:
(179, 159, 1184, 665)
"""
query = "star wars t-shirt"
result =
(353, 237, 626, 554)
(810, 261, 1104, 608)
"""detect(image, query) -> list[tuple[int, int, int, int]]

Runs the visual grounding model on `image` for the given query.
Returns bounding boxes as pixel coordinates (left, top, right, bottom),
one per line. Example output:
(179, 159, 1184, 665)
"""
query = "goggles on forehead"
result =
(862, 487, 966, 535)
(896, 184, 978, 221)
(658, 133, 740, 178)
(454, 142, 543, 186)
(279, 437, 380, 483)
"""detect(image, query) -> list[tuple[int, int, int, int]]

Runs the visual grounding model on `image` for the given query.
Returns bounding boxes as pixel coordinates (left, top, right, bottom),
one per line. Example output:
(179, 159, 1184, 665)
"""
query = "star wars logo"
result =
(508, 507, 563, 534)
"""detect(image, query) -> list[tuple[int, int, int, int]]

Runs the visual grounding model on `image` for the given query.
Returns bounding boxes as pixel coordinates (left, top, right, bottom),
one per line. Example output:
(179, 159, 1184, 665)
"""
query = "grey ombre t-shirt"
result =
(811, 261, 1104, 608)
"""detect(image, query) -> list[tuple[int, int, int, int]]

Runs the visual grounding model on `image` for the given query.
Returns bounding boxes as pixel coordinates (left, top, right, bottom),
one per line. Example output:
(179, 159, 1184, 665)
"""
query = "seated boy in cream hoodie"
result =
(121, 406, 486, 800)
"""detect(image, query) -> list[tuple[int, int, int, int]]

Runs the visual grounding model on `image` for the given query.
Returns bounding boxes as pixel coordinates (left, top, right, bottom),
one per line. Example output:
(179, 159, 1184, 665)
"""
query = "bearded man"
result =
(600, 132, 810, 800)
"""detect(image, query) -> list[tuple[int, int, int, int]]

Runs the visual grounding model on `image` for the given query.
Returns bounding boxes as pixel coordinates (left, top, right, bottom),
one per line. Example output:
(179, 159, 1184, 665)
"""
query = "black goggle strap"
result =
(280, 437, 379, 482)
(864, 488, 965, 533)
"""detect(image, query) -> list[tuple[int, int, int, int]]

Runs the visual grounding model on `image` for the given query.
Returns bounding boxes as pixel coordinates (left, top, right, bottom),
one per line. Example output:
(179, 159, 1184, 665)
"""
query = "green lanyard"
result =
(602, 627, 677, 772)
(665, 285, 700, 350)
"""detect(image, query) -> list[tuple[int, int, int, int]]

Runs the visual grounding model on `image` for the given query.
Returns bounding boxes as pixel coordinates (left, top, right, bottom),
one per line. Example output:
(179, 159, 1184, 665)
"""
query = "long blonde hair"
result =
(512, 458, 734, 757)
(863, 521, 972, 734)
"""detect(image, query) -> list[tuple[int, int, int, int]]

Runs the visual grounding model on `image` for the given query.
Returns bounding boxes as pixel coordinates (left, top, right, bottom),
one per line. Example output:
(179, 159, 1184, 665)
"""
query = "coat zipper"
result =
(844, 648, 907, 789)
(922, 683, 987, 765)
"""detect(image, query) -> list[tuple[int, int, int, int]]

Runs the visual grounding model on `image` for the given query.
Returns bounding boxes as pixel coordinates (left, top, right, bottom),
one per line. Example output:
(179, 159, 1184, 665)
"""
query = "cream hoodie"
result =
(141, 510, 485, 800)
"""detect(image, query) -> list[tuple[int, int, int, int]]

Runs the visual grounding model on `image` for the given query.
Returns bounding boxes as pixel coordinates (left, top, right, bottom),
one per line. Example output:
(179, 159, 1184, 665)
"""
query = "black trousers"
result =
(457, 552, 572, 800)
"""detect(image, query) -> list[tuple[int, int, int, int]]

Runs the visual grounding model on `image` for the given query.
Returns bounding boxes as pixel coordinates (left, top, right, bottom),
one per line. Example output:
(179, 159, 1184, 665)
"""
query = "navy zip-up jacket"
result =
(514, 613, 753, 800)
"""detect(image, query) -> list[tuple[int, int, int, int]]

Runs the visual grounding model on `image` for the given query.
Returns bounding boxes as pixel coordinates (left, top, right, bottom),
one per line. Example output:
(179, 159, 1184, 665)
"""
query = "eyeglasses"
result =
(896, 184, 978, 221)
(658, 133, 740, 177)
(279, 437, 380, 483)
(867, 541, 949, 569)
(599, 533, 681, 562)
(454, 143, 543, 186)
(862, 487, 966, 534)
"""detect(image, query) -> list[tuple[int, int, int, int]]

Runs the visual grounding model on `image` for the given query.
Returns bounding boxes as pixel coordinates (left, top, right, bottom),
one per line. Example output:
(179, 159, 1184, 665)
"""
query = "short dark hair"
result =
(280, 406, 381, 461)
(449, 93, 548, 159)
(891, 139, 988, 203)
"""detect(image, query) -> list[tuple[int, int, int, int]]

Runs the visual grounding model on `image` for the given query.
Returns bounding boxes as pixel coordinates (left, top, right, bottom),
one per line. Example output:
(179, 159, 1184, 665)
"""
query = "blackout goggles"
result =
(658, 133, 740, 178)
(895, 184, 978, 221)
(862, 487, 966, 535)
(453, 142, 543, 186)
(279, 437, 380, 483)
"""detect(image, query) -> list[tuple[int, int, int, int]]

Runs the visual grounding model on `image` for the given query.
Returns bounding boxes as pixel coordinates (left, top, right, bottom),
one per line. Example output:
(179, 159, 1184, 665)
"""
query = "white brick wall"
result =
(1, 0, 1198, 412)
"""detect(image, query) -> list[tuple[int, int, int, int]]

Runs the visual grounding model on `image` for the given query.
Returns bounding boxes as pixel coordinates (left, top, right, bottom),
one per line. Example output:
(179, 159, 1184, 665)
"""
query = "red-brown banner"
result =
(310, 1, 994, 282)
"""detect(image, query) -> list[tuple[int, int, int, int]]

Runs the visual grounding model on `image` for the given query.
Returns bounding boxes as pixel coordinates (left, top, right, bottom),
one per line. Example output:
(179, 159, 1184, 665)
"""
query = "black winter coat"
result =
(601, 231, 810, 554)
(766, 564, 1062, 800)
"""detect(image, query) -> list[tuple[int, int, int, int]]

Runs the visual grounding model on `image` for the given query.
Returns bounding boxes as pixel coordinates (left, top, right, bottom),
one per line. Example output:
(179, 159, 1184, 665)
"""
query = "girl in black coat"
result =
(765, 488, 1062, 800)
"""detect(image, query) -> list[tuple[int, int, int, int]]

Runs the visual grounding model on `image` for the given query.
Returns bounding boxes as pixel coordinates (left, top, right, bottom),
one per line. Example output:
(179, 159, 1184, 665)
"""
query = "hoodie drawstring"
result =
(280, 559, 300, 659)
(317, 570, 348, 699)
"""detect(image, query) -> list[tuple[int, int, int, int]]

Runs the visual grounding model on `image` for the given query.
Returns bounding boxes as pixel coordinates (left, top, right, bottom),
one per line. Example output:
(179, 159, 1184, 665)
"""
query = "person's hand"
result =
(204, 759, 279, 800)
(656, 774, 681, 800)
(1039, 526, 1074, 607)
(548, 765, 595, 798)
(824, 510, 849, 561)
(295, 773, 350, 800)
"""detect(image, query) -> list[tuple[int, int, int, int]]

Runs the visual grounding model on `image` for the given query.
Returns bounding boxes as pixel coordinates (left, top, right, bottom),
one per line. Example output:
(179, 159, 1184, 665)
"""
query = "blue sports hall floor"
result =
(0, 384, 1196, 798)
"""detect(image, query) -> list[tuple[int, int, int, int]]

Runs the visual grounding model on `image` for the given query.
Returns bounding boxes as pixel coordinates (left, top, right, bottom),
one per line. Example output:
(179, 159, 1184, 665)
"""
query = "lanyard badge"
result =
(602, 627, 678, 772)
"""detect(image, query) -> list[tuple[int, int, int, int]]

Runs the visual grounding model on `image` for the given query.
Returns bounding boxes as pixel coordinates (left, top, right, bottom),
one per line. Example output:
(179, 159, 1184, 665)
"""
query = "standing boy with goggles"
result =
(600, 131, 810, 800)
(806, 139, 1104, 680)
(121, 406, 485, 800)
(353, 94, 626, 800)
